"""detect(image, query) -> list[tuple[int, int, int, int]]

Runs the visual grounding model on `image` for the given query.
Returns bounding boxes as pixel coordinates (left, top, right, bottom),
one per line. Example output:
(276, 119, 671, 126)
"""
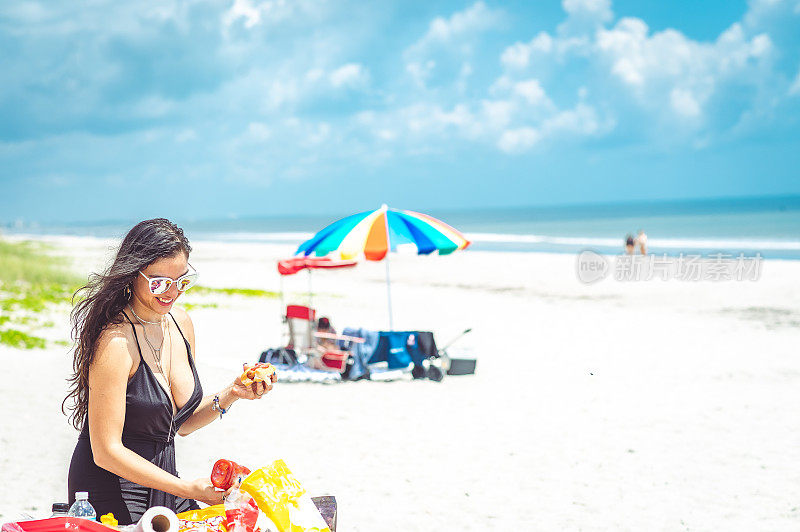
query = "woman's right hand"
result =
(185, 477, 231, 506)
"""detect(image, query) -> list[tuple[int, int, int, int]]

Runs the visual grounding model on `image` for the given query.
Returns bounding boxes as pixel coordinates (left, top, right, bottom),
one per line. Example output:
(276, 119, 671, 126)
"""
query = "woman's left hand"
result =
(230, 372, 276, 400)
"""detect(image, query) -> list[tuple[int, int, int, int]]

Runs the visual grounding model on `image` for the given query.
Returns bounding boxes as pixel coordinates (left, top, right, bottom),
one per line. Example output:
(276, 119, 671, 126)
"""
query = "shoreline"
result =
(4, 230, 800, 261)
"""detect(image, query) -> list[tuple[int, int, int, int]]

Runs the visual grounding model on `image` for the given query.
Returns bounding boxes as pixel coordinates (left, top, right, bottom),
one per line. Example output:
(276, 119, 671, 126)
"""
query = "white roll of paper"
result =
(132, 506, 179, 532)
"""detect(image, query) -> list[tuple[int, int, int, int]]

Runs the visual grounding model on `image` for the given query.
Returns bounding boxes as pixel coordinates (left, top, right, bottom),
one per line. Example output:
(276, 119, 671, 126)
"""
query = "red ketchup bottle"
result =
(210, 459, 252, 490)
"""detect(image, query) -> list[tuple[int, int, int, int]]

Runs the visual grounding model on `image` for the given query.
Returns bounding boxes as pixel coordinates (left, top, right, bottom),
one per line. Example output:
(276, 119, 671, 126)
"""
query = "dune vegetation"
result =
(0, 238, 82, 349)
(0, 238, 284, 349)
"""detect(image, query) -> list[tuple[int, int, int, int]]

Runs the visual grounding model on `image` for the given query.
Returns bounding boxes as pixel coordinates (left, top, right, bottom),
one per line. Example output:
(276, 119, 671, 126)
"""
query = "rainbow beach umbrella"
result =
(296, 204, 470, 328)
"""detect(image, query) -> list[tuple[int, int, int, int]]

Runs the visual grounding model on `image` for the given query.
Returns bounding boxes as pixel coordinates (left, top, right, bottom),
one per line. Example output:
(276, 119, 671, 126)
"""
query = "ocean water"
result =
(4, 195, 799, 259)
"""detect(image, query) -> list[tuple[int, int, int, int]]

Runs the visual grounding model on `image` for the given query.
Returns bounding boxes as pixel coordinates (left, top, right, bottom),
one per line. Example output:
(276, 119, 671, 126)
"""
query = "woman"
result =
(635, 229, 648, 255)
(64, 218, 275, 524)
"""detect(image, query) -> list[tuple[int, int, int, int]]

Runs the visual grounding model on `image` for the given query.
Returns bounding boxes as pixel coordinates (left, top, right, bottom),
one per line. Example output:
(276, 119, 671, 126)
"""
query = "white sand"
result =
(1, 235, 799, 530)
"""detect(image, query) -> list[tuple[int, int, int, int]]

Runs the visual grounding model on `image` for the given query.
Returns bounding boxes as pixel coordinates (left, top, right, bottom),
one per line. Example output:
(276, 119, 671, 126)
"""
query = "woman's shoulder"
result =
(170, 305, 196, 351)
(170, 305, 190, 321)
(170, 306, 194, 331)
(94, 316, 137, 365)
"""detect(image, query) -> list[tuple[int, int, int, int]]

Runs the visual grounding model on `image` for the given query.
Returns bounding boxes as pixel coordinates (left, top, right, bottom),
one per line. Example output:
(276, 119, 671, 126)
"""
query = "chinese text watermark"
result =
(576, 251, 762, 284)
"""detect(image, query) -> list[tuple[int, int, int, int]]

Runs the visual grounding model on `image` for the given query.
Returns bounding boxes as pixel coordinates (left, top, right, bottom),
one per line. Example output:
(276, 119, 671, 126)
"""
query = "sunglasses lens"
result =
(178, 274, 198, 291)
(150, 279, 170, 295)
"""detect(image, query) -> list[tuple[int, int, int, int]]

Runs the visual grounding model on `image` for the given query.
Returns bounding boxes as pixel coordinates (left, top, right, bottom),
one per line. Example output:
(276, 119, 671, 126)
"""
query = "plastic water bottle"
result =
(68, 492, 97, 521)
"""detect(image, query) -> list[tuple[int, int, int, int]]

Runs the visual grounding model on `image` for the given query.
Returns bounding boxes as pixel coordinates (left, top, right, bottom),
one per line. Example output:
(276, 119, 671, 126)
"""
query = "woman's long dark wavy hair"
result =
(63, 218, 192, 430)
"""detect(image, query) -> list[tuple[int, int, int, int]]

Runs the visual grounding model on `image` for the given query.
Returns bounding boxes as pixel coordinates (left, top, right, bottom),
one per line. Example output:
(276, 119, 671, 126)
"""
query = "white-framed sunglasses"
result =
(139, 264, 199, 295)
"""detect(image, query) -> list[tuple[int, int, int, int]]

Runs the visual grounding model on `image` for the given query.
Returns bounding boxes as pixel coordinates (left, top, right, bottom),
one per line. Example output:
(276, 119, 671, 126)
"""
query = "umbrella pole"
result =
(279, 275, 285, 310)
(308, 269, 313, 309)
(385, 254, 394, 330)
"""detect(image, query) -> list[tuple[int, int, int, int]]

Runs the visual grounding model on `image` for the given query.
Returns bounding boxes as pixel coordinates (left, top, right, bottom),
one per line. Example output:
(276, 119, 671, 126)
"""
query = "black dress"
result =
(68, 313, 204, 524)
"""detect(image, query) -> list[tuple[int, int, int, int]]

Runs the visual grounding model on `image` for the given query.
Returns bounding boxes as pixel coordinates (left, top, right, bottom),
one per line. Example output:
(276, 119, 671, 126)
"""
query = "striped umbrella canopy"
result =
(295, 205, 470, 329)
(296, 204, 470, 261)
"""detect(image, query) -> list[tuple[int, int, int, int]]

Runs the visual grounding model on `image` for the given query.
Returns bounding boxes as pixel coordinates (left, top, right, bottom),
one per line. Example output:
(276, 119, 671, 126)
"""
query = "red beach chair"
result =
(286, 304, 316, 353)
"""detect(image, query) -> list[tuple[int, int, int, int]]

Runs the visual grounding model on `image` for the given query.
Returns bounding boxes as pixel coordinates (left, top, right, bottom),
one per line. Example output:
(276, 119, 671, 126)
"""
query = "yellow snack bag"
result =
(177, 504, 227, 532)
(240, 460, 330, 532)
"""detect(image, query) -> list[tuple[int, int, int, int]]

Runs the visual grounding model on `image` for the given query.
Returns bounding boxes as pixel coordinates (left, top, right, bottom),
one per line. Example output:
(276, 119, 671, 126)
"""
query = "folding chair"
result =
(286, 304, 316, 354)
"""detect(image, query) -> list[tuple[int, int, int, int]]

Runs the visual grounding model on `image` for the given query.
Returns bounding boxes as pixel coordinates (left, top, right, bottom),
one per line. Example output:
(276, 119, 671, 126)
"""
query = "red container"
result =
(210, 459, 251, 490)
(2, 517, 115, 532)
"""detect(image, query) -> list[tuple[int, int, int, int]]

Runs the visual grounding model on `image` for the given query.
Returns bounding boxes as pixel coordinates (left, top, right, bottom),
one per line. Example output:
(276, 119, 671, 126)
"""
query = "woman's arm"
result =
(87, 327, 222, 505)
(173, 308, 273, 437)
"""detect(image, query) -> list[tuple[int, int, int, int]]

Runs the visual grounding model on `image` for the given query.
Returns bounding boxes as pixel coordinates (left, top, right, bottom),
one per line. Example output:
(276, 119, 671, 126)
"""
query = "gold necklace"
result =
(129, 307, 169, 377)
(129, 304, 163, 325)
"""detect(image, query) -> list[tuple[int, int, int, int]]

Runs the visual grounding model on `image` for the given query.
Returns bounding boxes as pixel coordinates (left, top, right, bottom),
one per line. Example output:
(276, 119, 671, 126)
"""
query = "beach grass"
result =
(0, 328, 47, 349)
(0, 238, 83, 349)
(191, 286, 281, 298)
(0, 239, 81, 287)
(178, 286, 279, 311)
(180, 302, 220, 311)
(0, 238, 297, 348)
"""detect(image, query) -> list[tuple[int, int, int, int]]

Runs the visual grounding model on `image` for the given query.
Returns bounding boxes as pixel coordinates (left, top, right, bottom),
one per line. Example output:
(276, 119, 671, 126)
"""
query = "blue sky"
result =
(1, 0, 799, 224)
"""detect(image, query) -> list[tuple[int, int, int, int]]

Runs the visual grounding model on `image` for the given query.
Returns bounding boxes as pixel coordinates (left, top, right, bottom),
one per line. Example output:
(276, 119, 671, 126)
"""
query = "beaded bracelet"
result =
(211, 394, 228, 419)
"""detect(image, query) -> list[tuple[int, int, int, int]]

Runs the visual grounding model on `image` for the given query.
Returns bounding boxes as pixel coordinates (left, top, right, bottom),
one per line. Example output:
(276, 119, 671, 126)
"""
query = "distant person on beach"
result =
(625, 234, 635, 254)
(315, 316, 337, 353)
(306, 316, 343, 371)
(636, 229, 648, 255)
(64, 218, 276, 524)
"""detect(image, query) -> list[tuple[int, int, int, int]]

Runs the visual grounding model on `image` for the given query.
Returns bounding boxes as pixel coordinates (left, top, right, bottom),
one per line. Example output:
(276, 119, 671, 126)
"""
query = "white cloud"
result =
(559, 0, 613, 36)
(265, 78, 300, 109)
(481, 100, 515, 130)
(406, 60, 436, 88)
(419, 1, 503, 46)
(596, 18, 651, 86)
(562, 0, 612, 22)
(224, 0, 263, 29)
(594, 18, 774, 121)
(306, 122, 331, 145)
(404, 1, 504, 88)
(514, 79, 548, 105)
(490, 76, 553, 107)
(222, 0, 310, 31)
(542, 103, 603, 136)
(670, 88, 701, 118)
(596, 19, 774, 93)
(496, 3, 778, 134)
(329, 63, 369, 89)
(357, 85, 610, 156)
(430, 104, 474, 130)
(356, 102, 488, 146)
(500, 32, 553, 69)
(456, 62, 473, 92)
(498, 127, 540, 153)
(376, 129, 396, 141)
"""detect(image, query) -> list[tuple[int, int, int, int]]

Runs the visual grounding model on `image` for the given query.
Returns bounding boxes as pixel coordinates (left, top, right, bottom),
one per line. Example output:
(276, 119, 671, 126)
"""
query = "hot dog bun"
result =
(240, 362, 277, 386)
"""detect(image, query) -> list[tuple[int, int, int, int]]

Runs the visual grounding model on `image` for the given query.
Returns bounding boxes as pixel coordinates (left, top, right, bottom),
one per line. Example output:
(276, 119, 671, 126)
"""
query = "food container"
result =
(210, 459, 251, 490)
(2, 517, 115, 532)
